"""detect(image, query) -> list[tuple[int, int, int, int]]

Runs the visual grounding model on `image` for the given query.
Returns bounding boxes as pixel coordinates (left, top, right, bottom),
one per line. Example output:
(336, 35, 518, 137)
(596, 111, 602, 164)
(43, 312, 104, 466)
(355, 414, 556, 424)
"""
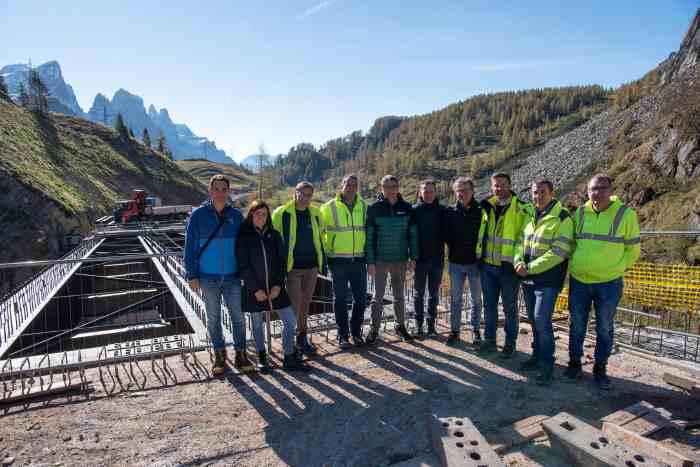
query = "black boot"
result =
(283, 351, 311, 372)
(536, 363, 554, 386)
(499, 345, 515, 359)
(563, 360, 583, 382)
(472, 330, 482, 346)
(296, 333, 318, 356)
(395, 324, 414, 342)
(520, 354, 539, 371)
(234, 349, 255, 372)
(477, 339, 497, 354)
(593, 363, 612, 390)
(426, 319, 437, 337)
(212, 349, 226, 376)
(257, 351, 271, 372)
(446, 332, 460, 346)
(414, 324, 425, 339)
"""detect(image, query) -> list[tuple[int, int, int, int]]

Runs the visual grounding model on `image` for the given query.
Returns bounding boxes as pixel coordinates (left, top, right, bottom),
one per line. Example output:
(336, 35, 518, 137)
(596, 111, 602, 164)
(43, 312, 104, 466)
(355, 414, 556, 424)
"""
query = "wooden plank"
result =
(0, 380, 91, 405)
(602, 422, 695, 467)
(623, 410, 672, 437)
(663, 372, 699, 391)
(492, 415, 550, 454)
(600, 401, 653, 426)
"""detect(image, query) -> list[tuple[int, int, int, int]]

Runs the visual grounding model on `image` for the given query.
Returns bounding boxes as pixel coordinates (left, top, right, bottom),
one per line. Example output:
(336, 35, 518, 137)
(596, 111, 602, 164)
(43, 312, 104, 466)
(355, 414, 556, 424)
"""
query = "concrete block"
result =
(542, 412, 668, 467)
(602, 422, 695, 467)
(429, 414, 505, 467)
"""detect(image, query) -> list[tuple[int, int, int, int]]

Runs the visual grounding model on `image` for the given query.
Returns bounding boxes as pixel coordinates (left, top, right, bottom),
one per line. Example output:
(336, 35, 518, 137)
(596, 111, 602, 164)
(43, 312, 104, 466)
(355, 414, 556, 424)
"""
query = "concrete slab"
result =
(429, 414, 505, 467)
(542, 412, 669, 467)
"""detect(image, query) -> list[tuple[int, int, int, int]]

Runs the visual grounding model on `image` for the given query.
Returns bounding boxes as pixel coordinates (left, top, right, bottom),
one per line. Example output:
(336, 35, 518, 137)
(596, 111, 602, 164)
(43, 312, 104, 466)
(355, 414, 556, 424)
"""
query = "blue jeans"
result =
(568, 276, 624, 366)
(448, 262, 482, 334)
(330, 260, 368, 339)
(522, 285, 560, 365)
(199, 277, 245, 351)
(250, 307, 297, 356)
(481, 263, 521, 347)
(414, 258, 444, 327)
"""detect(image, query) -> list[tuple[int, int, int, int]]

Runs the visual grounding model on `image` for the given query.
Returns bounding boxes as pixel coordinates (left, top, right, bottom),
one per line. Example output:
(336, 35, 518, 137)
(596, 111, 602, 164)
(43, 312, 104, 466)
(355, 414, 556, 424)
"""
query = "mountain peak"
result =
(661, 8, 700, 82)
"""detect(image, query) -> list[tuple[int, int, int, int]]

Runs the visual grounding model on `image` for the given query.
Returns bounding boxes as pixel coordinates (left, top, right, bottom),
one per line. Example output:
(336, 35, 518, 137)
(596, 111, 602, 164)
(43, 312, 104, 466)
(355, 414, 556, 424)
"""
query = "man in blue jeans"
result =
(479, 173, 534, 357)
(514, 179, 574, 385)
(412, 179, 445, 339)
(443, 177, 487, 345)
(566, 174, 640, 389)
(184, 174, 249, 376)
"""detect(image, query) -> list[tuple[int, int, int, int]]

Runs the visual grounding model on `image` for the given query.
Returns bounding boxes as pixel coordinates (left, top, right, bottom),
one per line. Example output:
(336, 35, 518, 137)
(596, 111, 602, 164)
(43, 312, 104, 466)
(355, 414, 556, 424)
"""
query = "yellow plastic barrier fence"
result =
(555, 262, 700, 316)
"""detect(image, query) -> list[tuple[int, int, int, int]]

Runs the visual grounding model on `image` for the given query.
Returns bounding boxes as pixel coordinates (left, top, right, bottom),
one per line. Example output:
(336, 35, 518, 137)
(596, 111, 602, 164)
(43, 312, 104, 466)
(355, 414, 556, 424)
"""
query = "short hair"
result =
(342, 174, 359, 185)
(208, 174, 230, 190)
(531, 178, 554, 192)
(452, 176, 474, 190)
(245, 199, 272, 224)
(381, 174, 399, 186)
(420, 179, 437, 190)
(295, 181, 314, 192)
(490, 172, 511, 185)
(589, 173, 613, 188)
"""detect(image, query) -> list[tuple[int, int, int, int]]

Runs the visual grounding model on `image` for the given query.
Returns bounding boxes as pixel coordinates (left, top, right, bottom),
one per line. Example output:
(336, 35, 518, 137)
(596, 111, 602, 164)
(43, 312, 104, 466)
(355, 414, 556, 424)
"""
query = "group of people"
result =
(183, 170, 640, 390)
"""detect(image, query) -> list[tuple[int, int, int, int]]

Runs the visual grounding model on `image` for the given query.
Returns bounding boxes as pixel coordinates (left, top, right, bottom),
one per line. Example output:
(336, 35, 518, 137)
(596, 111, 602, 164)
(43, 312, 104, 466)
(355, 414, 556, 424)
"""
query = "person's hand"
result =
(407, 260, 416, 271)
(367, 264, 376, 277)
(269, 286, 281, 300)
(515, 263, 528, 277)
(188, 279, 200, 292)
(254, 290, 268, 302)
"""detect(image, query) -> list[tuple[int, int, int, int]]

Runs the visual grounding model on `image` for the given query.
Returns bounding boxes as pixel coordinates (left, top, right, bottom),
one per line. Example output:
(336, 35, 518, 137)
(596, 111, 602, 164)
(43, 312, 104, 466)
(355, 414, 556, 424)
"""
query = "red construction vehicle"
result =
(112, 189, 192, 224)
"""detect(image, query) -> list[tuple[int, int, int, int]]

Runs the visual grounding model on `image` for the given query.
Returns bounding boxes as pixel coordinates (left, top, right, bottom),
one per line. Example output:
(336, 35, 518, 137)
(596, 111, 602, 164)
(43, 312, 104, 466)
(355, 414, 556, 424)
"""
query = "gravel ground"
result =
(1, 322, 699, 467)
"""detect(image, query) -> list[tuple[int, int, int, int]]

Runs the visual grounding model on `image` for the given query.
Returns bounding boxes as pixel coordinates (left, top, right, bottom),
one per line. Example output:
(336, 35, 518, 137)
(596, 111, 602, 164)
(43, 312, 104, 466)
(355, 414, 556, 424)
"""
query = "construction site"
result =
(0, 220, 698, 467)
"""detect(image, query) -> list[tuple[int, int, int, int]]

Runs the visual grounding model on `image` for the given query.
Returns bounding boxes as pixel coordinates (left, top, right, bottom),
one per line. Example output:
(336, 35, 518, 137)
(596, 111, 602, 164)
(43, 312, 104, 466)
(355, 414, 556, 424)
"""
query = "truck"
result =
(112, 189, 192, 224)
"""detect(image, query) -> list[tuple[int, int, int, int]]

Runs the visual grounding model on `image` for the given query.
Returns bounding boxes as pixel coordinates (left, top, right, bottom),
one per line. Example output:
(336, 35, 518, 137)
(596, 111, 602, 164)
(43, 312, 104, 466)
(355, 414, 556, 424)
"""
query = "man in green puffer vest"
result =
(365, 175, 418, 344)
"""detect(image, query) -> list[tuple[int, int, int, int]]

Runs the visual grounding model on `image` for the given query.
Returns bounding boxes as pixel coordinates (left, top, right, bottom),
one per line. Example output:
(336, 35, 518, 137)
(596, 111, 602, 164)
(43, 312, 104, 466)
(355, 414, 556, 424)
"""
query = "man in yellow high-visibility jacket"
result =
(479, 173, 534, 358)
(272, 181, 325, 356)
(514, 179, 574, 386)
(320, 174, 369, 349)
(565, 174, 640, 390)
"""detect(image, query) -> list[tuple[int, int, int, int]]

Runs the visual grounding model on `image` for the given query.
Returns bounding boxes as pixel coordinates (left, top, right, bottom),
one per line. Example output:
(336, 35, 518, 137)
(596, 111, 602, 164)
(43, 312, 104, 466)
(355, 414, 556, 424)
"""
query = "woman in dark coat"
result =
(236, 200, 310, 372)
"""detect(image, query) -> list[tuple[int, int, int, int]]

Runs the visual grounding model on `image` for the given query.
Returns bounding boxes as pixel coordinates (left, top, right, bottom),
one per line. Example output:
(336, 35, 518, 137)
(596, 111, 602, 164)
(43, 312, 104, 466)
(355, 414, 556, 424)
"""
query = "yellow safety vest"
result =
(320, 194, 367, 259)
(483, 194, 534, 266)
(514, 200, 575, 274)
(271, 200, 324, 272)
(570, 197, 641, 284)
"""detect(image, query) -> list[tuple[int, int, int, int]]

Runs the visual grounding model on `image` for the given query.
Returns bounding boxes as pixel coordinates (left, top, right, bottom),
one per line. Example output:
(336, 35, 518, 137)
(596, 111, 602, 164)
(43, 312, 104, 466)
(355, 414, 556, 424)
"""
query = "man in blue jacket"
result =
(184, 174, 248, 375)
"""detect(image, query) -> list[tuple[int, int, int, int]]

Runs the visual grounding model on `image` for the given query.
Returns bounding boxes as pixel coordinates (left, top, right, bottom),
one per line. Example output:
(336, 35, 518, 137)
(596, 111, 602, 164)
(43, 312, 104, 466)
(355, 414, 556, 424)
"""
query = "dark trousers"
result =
(413, 258, 444, 327)
(330, 259, 368, 339)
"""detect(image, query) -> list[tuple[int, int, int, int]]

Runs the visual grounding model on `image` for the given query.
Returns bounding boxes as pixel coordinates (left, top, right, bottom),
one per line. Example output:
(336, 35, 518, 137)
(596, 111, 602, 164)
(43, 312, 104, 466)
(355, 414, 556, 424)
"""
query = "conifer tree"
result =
(0, 75, 9, 102)
(115, 114, 129, 139)
(142, 128, 152, 148)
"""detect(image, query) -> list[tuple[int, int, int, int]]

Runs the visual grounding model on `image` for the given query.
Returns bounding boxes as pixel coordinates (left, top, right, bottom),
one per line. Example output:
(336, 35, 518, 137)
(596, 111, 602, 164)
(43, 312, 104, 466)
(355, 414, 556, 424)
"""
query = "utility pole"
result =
(257, 144, 267, 199)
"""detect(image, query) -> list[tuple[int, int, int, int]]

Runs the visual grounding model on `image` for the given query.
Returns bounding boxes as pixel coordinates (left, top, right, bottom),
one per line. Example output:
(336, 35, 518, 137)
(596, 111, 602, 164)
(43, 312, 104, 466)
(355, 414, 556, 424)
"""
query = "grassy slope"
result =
(175, 159, 255, 190)
(0, 99, 207, 216)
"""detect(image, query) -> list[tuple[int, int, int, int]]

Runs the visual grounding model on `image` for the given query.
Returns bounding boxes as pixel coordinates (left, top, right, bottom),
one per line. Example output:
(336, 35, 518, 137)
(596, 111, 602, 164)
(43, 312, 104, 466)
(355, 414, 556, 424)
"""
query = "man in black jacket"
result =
(443, 177, 487, 345)
(412, 179, 445, 338)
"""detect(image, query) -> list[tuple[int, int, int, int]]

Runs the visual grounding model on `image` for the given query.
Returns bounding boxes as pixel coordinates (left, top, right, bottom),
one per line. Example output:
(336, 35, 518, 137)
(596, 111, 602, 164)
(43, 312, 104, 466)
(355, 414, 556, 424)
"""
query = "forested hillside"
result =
(275, 86, 609, 188)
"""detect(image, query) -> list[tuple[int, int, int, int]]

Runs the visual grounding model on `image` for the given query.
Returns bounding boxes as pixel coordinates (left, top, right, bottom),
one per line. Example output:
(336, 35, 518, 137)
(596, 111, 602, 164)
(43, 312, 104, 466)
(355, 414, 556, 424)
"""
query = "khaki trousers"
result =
(287, 267, 318, 335)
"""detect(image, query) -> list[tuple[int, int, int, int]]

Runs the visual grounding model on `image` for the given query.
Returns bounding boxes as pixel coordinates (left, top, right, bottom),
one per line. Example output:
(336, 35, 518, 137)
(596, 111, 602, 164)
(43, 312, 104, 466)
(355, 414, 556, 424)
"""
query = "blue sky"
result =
(2, 1, 697, 161)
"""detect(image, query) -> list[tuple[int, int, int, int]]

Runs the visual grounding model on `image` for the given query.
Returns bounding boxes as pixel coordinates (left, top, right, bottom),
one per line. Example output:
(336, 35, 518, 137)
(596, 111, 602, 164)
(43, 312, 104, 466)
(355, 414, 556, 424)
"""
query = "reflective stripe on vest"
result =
(576, 204, 633, 244)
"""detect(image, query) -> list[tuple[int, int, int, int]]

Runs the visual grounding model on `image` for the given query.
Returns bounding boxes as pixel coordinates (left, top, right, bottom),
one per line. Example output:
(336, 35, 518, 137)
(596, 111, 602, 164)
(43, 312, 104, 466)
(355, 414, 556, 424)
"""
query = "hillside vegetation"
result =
(0, 98, 207, 270)
(176, 159, 255, 191)
(275, 86, 609, 190)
